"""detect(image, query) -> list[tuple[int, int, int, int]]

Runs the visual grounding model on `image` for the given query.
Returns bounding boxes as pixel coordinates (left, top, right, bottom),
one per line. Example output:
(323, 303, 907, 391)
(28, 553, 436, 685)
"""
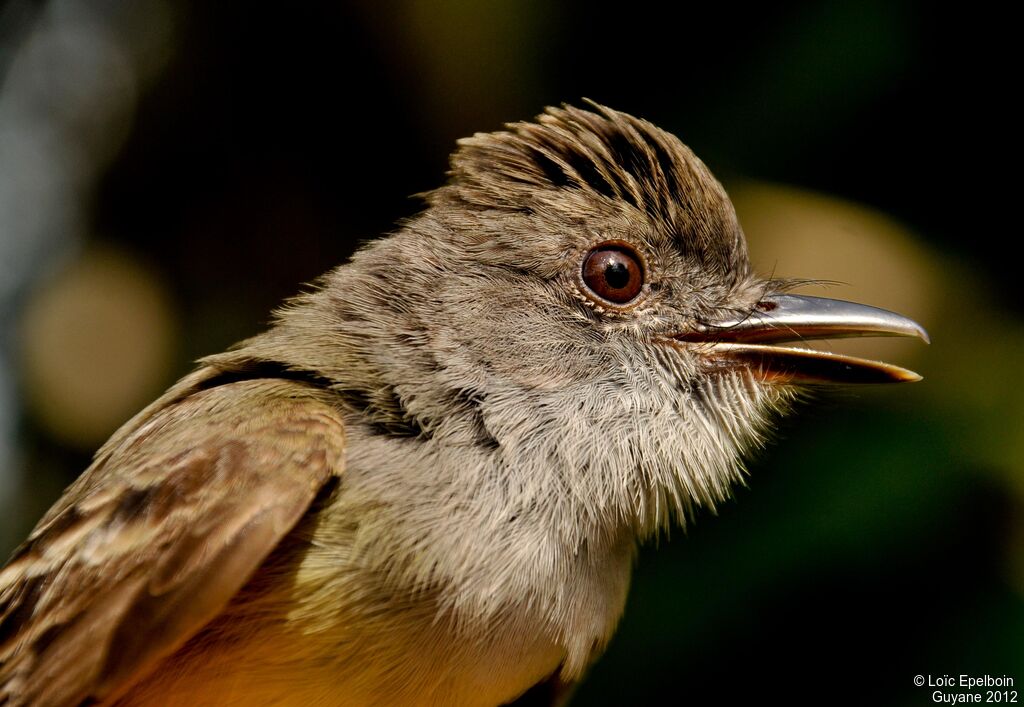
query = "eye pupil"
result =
(581, 243, 645, 305)
(604, 262, 630, 290)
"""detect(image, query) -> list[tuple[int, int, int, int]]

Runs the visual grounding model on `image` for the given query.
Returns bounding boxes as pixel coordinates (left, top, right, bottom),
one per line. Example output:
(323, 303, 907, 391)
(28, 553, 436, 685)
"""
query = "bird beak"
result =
(672, 294, 930, 384)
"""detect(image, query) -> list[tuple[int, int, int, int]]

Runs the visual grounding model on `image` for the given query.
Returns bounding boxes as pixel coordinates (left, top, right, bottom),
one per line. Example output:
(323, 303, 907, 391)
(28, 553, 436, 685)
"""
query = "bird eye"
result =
(581, 243, 645, 305)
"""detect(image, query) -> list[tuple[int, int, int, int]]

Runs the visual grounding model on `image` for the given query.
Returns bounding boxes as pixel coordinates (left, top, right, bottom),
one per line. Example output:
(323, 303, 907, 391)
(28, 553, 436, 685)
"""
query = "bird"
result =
(0, 102, 928, 706)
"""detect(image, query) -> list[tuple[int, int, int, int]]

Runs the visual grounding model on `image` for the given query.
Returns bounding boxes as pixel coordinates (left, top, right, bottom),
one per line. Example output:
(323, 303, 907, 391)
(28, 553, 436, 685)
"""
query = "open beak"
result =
(673, 294, 930, 384)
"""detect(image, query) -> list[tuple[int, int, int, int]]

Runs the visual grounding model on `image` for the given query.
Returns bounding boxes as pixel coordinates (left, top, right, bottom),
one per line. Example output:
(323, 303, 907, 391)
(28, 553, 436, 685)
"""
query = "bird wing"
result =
(0, 378, 346, 706)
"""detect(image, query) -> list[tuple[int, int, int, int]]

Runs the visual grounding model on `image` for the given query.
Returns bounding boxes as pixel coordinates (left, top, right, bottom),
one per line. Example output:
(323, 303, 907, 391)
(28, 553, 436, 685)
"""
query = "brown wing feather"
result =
(0, 377, 346, 706)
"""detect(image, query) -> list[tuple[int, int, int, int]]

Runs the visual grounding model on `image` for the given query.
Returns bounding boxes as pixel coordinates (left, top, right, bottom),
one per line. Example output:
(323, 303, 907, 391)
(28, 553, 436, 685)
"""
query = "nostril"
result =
(755, 300, 777, 312)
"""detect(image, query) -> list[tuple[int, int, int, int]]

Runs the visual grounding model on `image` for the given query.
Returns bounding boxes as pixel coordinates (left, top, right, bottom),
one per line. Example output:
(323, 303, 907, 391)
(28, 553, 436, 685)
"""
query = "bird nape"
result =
(0, 102, 927, 707)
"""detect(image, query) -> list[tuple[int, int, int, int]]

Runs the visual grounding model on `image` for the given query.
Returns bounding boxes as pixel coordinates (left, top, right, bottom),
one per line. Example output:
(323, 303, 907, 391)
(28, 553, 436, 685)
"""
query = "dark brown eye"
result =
(582, 244, 644, 304)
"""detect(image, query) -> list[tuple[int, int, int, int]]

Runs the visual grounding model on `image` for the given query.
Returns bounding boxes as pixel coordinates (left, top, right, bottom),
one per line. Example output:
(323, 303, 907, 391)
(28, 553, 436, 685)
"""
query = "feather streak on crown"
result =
(448, 102, 705, 217)
(432, 101, 746, 277)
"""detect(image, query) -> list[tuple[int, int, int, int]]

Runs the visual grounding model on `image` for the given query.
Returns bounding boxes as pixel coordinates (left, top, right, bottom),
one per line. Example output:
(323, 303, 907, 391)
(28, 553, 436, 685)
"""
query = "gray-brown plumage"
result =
(0, 103, 926, 706)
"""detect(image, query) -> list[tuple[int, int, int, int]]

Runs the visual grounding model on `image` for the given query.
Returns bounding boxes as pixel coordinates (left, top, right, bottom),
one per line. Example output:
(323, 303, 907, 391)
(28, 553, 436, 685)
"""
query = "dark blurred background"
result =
(0, 1, 1019, 705)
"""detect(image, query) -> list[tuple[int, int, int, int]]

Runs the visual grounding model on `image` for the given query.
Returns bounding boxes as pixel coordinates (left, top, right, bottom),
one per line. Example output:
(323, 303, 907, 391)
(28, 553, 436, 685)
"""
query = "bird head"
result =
(241, 102, 927, 541)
